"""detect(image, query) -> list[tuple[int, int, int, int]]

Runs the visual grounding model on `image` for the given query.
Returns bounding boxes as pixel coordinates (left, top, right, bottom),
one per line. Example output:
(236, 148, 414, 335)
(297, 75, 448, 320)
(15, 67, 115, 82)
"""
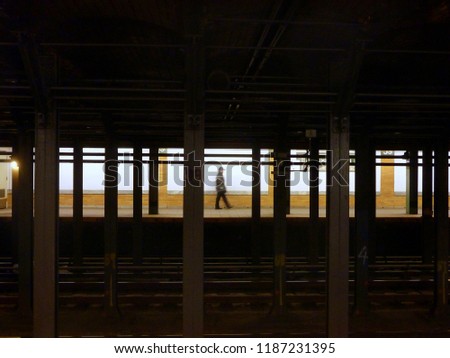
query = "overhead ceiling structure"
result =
(0, 0, 449, 148)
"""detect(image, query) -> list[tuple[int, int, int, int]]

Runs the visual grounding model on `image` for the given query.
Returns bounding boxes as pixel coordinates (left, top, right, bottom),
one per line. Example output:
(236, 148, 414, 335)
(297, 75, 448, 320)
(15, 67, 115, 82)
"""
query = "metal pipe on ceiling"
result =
(0, 94, 32, 99)
(366, 49, 450, 55)
(52, 86, 185, 93)
(207, 89, 337, 96)
(41, 42, 185, 48)
(5, 85, 450, 100)
(355, 101, 450, 107)
(53, 96, 184, 101)
(211, 17, 364, 28)
(231, 81, 327, 87)
(0, 85, 30, 90)
(241, 0, 285, 79)
(2, 42, 448, 55)
(357, 92, 450, 99)
(209, 98, 333, 104)
(56, 106, 182, 112)
(207, 45, 346, 52)
(61, 79, 182, 84)
(206, 109, 327, 113)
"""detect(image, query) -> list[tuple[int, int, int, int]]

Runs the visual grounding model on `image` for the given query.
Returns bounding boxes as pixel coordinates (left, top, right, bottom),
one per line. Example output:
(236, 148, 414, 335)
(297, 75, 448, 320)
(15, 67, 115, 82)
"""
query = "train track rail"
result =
(0, 256, 444, 307)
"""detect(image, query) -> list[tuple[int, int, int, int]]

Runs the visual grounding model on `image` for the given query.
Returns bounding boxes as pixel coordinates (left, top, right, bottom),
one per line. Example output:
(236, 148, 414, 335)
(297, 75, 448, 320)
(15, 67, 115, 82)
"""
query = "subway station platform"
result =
(0, 206, 424, 219)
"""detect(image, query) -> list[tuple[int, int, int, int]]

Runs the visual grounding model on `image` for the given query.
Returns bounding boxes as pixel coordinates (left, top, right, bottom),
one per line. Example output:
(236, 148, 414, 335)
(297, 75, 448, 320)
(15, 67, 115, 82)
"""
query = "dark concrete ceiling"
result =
(0, 0, 449, 148)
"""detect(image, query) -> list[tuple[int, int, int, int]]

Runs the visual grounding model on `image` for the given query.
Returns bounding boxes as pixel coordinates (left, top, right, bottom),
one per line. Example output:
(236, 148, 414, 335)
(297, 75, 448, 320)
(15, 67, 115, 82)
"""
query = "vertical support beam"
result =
(17, 126, 34, 316)
(133, 144, 143, 265)
(286, 150, 291, 215)
(104, 136, 119, 316)
(19, 35, 59, 336)
(422, 145, 433, 264)
(273, 147, 288, 315)
(72, 141, 83, 266)
(368, 147, 377, 261)
(11, 143, 19, 265)
(326, 115, 349, 337)
(148, 147, 159, 215)
(433, 138, 448, 315)
(354, 134, 375, 315)
(273, 116, 289, 315)
(34, 107, 59, 337)
(406, 150, 418, 214)
(183, 0, 205, 337)
(308, 138, 320, 264)
(251, 145, 261, 264)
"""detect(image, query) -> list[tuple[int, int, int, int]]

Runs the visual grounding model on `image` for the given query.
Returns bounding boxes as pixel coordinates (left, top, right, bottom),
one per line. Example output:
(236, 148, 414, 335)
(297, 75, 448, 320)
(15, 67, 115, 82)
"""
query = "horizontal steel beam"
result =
(4, 85, 450, 100)
(41, 42, 185, 48)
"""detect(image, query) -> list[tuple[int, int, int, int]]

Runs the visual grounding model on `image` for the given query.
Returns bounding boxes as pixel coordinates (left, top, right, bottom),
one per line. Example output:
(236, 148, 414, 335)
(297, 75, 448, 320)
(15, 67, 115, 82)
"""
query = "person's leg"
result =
(215, 192, 221, 209)
(223, 193, 232, 208)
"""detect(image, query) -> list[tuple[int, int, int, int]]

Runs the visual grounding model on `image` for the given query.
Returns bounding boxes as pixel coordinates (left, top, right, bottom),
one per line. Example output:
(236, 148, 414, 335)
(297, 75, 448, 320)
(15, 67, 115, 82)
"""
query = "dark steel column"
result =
(308, 138, 320, 264)
(183, 0, 205, 337)
(286, 150, 291, 215)
(11, 144, 19, 266)
(406, 150, 419, 214)
(433, 139, 448, 315)
(148, 147, 159, 215)
(19, 36, 59, 337)
(104, 136, 119, 316)
(326, 115, 350, 337)
(34, 107, 59, 337)
(17, 126, 34, 316)
(251, 146, 261, 264)
(354, 135, 375, 315)
(273, 147, 288, 315)
(133, 144, 143, 265)
(72, 141, 83, 266)
(421, 145, 433, 264)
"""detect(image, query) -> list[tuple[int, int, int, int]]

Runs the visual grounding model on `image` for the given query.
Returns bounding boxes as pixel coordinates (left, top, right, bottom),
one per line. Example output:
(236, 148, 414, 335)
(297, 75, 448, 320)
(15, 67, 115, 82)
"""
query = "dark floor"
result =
(1, 303, 449, 338)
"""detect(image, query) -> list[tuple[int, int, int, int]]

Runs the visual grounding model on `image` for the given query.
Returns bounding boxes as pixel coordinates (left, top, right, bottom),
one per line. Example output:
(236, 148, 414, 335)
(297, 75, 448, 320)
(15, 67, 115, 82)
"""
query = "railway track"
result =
(0, 256, 443, 307)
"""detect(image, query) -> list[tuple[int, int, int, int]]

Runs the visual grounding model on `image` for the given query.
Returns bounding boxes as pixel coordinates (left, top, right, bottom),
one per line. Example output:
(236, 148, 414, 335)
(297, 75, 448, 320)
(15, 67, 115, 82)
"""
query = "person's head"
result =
(218, 166, 224, 173)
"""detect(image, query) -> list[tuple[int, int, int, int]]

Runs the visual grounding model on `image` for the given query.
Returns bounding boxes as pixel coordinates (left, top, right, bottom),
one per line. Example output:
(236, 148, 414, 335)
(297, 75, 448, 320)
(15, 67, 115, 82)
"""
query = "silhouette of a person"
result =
(215, 167, 232, 209)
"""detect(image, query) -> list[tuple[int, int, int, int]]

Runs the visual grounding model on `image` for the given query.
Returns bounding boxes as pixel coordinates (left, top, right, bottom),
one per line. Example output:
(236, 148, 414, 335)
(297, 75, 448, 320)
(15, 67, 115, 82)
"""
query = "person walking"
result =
(215, 167, 232, 209)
